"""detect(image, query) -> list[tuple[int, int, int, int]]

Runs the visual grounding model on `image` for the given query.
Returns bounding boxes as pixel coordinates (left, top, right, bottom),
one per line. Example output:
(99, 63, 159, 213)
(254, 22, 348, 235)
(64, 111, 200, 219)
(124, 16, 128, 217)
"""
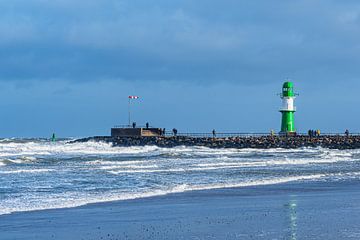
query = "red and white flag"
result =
(128, 96, 139, 99)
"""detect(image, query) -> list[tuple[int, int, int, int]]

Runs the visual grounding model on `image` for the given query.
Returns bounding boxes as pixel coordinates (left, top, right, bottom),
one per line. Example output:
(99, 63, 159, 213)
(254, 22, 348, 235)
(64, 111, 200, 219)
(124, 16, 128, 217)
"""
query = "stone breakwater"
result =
(72, 135, 360, 149)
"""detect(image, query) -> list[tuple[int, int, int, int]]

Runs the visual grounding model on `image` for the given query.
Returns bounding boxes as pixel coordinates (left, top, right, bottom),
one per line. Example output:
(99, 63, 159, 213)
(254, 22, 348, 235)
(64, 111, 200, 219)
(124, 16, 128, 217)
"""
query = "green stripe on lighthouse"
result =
(280, 81, 297, 135)
(281, 111, 295, 132)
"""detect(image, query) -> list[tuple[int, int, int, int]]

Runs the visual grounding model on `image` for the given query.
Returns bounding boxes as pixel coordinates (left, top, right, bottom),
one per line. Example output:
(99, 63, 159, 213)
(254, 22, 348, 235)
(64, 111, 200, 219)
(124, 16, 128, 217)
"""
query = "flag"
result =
(128, 96, 139, 99)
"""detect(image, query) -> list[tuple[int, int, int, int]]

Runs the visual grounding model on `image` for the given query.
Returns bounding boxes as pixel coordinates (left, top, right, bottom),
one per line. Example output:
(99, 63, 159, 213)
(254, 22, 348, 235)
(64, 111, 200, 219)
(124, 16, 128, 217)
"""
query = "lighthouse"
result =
(279, 82, 297, 135)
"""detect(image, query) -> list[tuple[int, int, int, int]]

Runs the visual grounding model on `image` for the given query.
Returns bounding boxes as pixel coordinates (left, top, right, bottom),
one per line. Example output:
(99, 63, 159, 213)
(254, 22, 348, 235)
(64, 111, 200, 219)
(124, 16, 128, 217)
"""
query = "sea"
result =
(0, 138, 359, 215)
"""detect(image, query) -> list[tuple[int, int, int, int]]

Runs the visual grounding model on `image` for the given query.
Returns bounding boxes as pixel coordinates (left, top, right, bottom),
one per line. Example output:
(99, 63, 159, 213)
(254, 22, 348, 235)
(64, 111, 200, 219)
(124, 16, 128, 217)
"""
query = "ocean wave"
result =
(0, 139, 355, 160)
(0, 174, 325, 216)
(100, 165, 158, 170)
(85, 160, 149, 165)
(107, 168, 187, 174)
(103, 156, 354, 174)
(1, 139, 359, 217)
(0, 169, 54, 174)
(0, 141, 161, 159)
(106, 161, 334, 173)
(0, 157, 37, 166)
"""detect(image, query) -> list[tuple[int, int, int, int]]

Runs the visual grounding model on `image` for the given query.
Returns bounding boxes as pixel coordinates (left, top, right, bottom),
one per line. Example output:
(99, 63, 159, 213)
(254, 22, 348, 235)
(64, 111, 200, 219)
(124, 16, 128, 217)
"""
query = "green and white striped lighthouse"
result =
(279, 82, 297, 135)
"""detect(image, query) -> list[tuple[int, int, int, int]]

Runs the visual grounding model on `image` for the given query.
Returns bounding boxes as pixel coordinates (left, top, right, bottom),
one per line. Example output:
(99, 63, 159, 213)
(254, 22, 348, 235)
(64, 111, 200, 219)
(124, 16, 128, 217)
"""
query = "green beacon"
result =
(279, 82, 297, 135)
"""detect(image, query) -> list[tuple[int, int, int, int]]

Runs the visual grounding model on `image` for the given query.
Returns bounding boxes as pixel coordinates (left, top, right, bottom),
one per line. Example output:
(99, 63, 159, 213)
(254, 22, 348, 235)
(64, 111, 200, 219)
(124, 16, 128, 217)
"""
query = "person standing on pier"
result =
(212, 129, 216, 138)
(146, 122, 149, 129)
(345, 129, 350, 137)
(172, 128, 177, 137)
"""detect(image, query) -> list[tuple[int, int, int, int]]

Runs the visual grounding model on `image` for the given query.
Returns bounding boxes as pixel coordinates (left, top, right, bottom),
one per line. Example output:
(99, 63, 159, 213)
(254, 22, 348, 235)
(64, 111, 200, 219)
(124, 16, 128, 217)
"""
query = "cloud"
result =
(0, 0, 360, 84)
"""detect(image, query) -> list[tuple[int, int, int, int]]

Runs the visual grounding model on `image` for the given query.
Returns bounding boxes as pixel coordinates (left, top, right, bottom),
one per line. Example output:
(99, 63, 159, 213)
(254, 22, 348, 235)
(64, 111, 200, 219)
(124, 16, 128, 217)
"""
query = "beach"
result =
(1, 140, 360, 239)
(1, 180, 360, 240)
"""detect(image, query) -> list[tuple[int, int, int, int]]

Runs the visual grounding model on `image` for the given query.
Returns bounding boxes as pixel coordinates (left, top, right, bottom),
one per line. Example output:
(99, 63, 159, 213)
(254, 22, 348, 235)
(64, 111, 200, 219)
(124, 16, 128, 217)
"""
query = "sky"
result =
(0, 0, 360, 137)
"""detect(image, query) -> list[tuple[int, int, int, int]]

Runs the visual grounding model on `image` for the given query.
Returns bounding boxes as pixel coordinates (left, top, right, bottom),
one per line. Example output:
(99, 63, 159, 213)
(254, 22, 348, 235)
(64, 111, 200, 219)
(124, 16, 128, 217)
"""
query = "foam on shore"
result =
(0, 173, 326, 216)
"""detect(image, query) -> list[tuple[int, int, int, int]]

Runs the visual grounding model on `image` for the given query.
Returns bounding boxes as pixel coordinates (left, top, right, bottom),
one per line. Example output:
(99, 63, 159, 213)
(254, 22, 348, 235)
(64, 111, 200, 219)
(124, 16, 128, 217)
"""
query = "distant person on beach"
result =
(212, 129, 216, 138)
(162, 128, 166, 136)
(345, 129, 350, 137)
(316, 129, 320, 136)
(146, 122, 149, 129)
(132, 122, 136, 128)
(308, 129, 312, 137)
(172, 128, 177, 136)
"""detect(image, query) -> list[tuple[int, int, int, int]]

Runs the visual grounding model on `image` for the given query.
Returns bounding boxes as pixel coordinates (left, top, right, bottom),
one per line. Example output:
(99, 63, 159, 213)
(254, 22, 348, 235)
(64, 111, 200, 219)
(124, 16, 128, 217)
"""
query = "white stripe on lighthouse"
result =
(281, 97, 295, 111)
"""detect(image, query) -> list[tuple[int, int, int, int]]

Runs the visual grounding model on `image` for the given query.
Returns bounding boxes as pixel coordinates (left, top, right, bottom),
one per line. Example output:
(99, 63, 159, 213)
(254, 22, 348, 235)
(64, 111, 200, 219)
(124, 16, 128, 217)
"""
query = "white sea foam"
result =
(0, 174, 326, 216)
(0, 169, 54, 174)
(100, 164, 158, 170)
(86, 160, 148, 165)
(0, 140, 359, 217)
(0, 158, 35, 166)
(105, 156, 354, 174)
(107, 168, 187, 174)
(106, 161, 332, 173)
(0, 141, 161, 159)
(171, 174, 326, 191)
(0, 140, 354, 161)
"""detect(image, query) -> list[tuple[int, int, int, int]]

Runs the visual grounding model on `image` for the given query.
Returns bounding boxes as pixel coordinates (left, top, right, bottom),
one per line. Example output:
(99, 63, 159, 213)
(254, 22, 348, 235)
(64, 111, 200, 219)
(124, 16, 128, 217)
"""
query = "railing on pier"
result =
(113, 124, 158, 129)
(172, 132, 271, 138)
(112, 126, 360, 138)
(164, 132, 360, 138)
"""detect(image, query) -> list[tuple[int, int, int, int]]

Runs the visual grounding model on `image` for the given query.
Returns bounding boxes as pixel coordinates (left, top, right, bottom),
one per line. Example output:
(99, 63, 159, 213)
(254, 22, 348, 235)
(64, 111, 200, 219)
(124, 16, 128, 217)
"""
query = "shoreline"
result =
(73, 135, 360, 149)
(0, 174, 326, 217)
(1, 180, 360, 239)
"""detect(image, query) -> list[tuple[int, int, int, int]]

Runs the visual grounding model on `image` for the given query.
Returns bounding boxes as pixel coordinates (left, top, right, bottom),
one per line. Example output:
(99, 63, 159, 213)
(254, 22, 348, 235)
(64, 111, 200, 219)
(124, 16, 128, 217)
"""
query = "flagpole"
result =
(128, 97, 131, 127)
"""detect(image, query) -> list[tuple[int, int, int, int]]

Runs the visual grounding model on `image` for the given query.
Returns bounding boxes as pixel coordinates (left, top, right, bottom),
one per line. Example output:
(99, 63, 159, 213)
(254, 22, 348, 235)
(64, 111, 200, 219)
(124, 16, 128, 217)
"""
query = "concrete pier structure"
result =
(111, 127, 162, 137)
(74, 135, 360, 150)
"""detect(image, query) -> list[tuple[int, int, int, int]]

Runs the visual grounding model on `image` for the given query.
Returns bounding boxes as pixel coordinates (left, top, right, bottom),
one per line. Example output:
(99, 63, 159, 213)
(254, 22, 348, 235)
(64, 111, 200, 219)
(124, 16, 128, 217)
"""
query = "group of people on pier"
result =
(129, 122, 352, 138)
(307, 129, 351, 137)
(308, 129, 321, 137)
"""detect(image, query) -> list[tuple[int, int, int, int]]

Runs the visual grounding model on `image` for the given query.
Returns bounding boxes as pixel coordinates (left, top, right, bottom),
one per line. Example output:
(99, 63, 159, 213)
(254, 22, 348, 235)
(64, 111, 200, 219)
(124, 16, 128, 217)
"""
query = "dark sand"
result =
(1, 181, 360, 240)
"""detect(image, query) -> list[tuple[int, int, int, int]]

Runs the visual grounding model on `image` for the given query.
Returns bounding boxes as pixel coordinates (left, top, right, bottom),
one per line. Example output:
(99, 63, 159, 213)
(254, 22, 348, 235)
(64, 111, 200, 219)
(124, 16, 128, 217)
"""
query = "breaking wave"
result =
(0, 174, 326, 215)
(0, 139, 359, 215)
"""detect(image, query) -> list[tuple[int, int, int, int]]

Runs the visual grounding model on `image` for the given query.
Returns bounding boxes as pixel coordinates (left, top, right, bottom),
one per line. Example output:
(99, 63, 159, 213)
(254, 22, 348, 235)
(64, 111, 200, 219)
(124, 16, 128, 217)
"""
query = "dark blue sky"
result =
(0, 0, 359, 137)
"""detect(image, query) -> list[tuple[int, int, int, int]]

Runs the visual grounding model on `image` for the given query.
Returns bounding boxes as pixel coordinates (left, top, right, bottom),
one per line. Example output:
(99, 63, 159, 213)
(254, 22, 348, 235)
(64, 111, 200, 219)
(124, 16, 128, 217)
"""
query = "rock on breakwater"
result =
(72, 135, 360, 149)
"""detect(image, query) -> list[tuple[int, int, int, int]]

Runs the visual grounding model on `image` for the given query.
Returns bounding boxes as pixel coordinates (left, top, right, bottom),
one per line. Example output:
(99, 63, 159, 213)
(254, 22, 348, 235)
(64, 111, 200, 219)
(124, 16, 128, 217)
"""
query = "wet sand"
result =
(1, 181, 360, 240)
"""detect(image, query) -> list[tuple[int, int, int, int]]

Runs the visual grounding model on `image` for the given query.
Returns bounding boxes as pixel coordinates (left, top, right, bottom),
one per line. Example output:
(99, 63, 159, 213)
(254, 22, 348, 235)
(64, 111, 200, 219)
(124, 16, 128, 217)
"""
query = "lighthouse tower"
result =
(279, 82, 297, 135)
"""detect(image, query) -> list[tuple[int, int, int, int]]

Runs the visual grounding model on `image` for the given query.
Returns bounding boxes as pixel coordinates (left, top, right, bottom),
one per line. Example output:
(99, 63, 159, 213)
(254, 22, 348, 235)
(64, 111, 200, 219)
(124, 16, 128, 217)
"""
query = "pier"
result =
(73, 134, 360, 150)
(72, 81, 360, 150)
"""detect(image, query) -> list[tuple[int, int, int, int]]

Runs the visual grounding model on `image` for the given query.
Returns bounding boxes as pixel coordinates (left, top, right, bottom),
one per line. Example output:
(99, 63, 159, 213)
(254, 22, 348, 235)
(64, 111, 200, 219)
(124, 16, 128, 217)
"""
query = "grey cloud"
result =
(0, 0, 360, 83)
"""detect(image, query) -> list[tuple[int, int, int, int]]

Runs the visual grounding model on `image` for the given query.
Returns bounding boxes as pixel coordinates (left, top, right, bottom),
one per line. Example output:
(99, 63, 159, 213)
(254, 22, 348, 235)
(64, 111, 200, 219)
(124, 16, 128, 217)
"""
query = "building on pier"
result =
(111, 126, 163, 137)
